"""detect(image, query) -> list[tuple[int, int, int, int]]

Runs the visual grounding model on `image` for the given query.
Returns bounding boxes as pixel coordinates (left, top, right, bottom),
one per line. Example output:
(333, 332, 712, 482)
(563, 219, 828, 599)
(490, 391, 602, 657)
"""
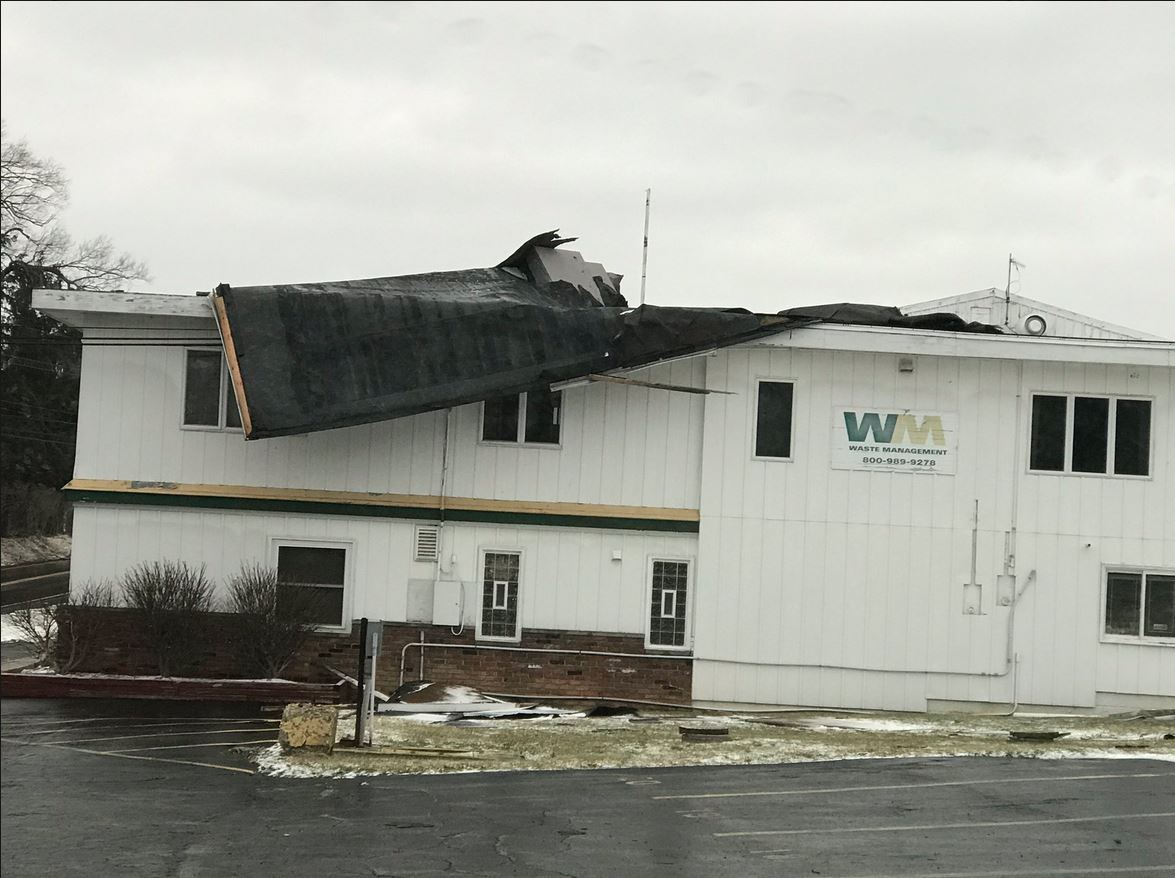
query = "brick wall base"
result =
(58, 608, 693, 704)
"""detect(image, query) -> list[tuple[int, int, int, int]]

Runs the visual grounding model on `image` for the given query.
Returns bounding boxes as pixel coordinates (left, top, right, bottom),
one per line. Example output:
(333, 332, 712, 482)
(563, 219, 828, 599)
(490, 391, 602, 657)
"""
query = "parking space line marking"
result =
(8, 719, 281, 738)
(655, 770, 1175, 800)
(59, 725, 286, 745)
(0, 715, 280, 728)
(106, 739, 279, 753)
(715, 811, 1175, 837)
(821, 866, 1174, 877)
(0, 736, 256, 775)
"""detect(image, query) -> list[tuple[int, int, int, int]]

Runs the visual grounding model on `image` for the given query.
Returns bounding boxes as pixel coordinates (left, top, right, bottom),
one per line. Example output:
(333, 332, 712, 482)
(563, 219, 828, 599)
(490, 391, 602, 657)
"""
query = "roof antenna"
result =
(1004, 253, 1025, 327)
(639, 188, 652, 306)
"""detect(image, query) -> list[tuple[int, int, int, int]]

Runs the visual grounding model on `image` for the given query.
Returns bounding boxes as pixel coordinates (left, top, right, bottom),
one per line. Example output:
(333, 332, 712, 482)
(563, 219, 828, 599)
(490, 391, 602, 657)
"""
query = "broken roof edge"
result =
(31, 288, 214, 325)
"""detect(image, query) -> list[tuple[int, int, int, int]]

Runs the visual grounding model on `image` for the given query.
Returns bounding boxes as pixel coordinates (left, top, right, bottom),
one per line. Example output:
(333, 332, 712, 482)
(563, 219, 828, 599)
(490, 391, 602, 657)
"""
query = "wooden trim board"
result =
(64, 480, 700, 533)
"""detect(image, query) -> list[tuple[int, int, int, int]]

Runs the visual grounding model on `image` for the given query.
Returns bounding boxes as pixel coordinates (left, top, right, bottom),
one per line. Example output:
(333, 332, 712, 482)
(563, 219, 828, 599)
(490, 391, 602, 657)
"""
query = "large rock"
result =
(278, 703, 338, 752)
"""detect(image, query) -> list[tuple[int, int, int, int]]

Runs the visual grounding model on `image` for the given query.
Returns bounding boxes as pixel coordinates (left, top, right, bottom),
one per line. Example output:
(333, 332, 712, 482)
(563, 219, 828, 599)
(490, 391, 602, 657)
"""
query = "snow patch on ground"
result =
(0, 535, 70, 566)
(253, 709, 1175, 779)
(1, 614, 28, 644)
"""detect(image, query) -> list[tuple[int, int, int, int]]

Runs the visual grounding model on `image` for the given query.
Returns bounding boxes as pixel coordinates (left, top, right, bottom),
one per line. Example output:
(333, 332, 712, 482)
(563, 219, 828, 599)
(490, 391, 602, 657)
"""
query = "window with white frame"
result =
(183, 349, 242, 430)
(481, 389, 561, 445)
(275, 542, 349, 628)
(754, 380, 795, 459)
(1029, 394, 1150, 476)
(648, 559, 690, 649)
(479, 550, 521, 640)
(1104, 570, 1174, 642)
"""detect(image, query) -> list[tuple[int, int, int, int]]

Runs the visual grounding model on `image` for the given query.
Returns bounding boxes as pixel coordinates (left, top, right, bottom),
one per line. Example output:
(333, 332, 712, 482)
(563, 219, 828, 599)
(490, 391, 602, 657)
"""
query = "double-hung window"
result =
(481, 389, 561, 445)
(753, 380, 795, 459)
(274, 541, 350, 629)
(1104, 570, 1174, 642)
(647, 558, 691, 650)
(1029, 394, 1150, 476)
(183, 349, 241, 430)
(478, 550, 521, 641)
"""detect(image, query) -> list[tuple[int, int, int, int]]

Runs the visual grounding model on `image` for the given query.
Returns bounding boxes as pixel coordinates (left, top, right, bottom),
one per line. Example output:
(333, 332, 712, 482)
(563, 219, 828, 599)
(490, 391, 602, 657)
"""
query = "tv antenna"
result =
(1004, 253, 1025, 327)
(639, 188, 651, 306)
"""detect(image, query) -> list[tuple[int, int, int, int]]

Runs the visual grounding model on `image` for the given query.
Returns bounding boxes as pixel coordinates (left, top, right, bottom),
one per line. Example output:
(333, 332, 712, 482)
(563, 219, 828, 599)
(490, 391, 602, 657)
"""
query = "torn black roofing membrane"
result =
(213, 231, 1001, 440)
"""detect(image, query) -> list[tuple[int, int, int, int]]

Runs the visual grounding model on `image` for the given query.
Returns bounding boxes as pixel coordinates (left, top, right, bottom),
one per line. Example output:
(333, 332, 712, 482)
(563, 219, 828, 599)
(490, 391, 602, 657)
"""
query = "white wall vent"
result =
(1023, 314, 1048, 336)
(414, 525, 439, 561)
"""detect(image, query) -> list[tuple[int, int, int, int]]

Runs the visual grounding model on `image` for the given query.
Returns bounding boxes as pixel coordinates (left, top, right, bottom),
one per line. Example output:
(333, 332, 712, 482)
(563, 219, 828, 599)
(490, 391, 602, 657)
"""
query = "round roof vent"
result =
(1023, 314, 1048, 336)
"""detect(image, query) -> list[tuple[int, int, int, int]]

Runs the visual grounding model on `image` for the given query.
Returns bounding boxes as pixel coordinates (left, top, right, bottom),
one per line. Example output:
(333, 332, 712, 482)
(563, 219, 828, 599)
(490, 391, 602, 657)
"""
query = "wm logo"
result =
(844, 412, 946, 446)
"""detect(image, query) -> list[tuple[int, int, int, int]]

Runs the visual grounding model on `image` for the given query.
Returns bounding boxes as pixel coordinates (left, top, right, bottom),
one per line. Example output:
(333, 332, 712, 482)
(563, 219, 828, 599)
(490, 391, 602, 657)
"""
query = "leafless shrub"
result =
(7, 605, 57, 665)
(121, 561, 214, 676)
(225, 564, 325, 679)
(56, 580, 116, 672)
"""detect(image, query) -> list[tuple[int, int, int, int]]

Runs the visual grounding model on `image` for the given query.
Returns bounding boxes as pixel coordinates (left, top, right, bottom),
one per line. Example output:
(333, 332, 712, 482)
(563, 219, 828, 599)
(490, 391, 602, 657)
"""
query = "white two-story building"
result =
(34, 236, 1174, 712)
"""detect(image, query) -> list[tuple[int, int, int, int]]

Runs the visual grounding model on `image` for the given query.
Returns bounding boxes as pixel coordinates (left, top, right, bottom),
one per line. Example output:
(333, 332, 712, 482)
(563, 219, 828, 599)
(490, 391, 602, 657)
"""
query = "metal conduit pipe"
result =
(398, 641, 692, 688)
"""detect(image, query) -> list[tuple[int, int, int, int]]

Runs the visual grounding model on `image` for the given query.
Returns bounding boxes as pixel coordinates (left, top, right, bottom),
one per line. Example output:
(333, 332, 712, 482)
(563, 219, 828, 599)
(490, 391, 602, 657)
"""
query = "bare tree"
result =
(1, 122, 147, 300)
(122, 561, 214, 676)
(7, 580, 117, 670)
(6, 605, 57, 666)
(55, 580, 117, 673)
(1, 122, 149, 534)
(225, 564, 326, 678)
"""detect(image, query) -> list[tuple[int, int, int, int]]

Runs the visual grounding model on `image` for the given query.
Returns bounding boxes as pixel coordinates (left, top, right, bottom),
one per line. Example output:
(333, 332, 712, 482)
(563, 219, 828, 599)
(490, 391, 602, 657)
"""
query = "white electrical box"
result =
(963, 582, 983, 615)
(432, 580, 465, 627)
(406, 579, 435, 623)
(996, 574, 1016, 607)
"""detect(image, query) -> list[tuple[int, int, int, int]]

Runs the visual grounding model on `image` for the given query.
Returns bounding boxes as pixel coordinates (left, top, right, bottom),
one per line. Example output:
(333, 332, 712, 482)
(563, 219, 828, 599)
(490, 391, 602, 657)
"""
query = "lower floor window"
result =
(648, 559, 690, 648)
(275, 543, 348, 628)
(1105, 570, 1174, 640)
(479, 551, 520, 640)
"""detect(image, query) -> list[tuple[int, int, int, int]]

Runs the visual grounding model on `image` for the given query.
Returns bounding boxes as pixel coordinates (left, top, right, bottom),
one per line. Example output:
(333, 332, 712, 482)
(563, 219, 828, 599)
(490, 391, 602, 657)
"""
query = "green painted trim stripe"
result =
(64, 489, 700, 534)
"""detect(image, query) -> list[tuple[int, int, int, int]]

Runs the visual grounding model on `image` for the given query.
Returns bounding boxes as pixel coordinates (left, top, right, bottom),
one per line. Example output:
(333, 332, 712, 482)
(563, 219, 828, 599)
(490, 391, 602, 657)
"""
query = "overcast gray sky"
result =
(3, 1, 1172, 336)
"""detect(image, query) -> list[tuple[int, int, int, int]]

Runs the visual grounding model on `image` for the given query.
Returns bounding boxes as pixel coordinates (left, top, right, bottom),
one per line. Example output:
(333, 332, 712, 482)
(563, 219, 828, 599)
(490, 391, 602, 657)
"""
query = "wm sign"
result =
(832, 408, 957, 474)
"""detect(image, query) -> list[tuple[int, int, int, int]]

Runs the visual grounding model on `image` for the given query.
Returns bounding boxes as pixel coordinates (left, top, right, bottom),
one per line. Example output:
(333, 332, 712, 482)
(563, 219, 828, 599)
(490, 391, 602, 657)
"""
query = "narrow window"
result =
(649, 560, 689, 648)
(1105, 572, 1142, 636)
(276, 545, 347, 627)
(755, 381, 794, 458)
(1144, 575, 1174, 638)
(524, 389, 561, 444)
(1071, 396, 1109, 474)
(1114, 399, 1151, 476)
(1029, 395, 1066, 471)
(183, 350, 222, 426)
(482, 395, 520, 442)
(480, 551, 520, 640)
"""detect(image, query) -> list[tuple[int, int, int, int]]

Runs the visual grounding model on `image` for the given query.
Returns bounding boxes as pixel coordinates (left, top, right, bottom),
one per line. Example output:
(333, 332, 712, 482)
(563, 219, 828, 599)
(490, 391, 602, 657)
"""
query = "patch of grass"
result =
(264, 710, 1174, 777)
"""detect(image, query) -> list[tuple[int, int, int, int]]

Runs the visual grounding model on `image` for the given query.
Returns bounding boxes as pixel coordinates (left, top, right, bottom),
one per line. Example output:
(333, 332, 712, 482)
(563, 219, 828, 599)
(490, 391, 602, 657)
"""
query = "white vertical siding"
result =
(69, 505, 697, 638)
(695, 342, 1174, 711)
(74, 323, 707, 512)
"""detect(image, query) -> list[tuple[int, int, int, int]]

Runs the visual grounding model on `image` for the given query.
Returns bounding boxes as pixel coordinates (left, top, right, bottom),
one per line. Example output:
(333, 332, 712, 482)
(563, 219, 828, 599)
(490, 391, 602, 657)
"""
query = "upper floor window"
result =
(754, 380, 794, 459)
(183, 349, 241, 431)
(1104, 570, 1173, 643)
(1029, 394, 1150, 476)
(481, 389, 561, 445)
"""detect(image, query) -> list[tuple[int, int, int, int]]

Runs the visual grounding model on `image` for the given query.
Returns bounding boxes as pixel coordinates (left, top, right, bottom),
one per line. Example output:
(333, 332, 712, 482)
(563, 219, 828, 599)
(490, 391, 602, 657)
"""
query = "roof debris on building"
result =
(212, 230, 1001, 440)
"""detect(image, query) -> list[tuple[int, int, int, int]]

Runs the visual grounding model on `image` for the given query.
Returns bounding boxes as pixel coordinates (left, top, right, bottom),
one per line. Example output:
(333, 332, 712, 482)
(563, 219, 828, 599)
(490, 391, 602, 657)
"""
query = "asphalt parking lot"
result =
(2, 698, 1173, 877)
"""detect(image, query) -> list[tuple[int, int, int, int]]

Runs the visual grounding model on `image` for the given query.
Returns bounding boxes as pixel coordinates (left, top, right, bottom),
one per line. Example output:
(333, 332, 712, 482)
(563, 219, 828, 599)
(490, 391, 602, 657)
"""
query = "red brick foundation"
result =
(59, 608, 693, 704)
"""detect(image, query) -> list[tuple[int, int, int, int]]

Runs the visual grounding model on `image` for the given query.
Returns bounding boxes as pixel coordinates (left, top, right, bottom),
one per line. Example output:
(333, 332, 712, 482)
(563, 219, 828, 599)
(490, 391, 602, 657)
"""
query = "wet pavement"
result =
(2, 697, 1174, 877)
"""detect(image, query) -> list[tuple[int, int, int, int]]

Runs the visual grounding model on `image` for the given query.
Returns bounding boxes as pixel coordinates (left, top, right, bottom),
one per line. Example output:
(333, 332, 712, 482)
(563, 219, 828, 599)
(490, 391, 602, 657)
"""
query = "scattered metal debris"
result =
(1008, 730, 1069, 742)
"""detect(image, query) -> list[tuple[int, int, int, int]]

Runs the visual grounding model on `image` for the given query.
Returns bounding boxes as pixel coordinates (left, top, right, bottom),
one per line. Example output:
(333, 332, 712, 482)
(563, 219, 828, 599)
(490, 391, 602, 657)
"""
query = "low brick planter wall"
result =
(59, 608, 693, 704)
